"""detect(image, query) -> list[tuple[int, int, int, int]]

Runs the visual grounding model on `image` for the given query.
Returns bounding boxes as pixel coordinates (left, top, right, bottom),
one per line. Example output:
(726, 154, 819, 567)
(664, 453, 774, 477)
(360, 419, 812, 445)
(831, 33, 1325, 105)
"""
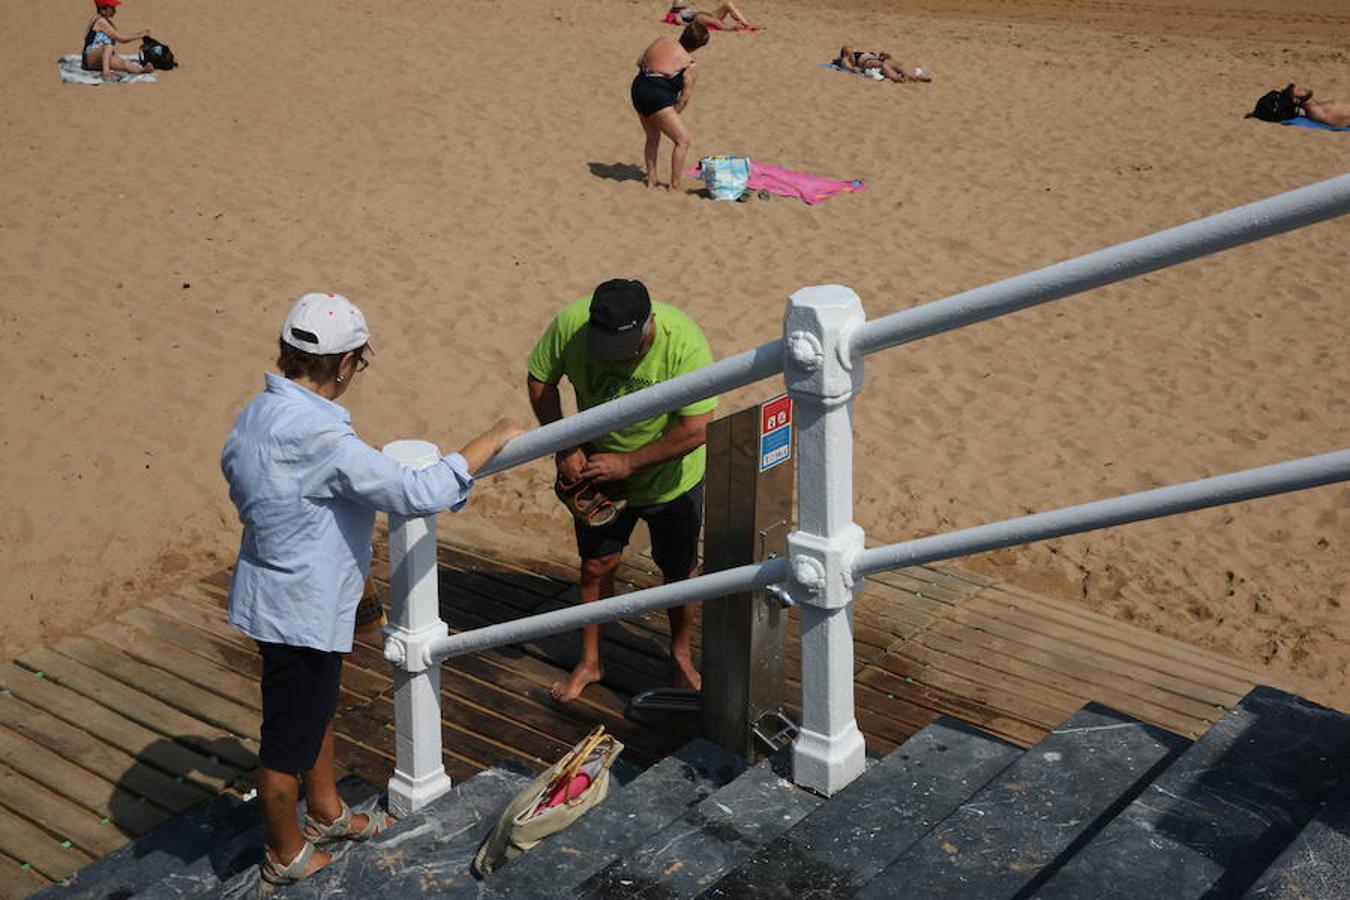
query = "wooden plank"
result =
(0, 806, 95, 882)
(862, 571, 963, 611)
(445, 651, 672, 762)
(0, 766, 128, 857)
(359, 695, 546, 774)
(0, 728, 166, 836)
(872, 651, 1075, 729)
(158, 592, 394, 702)
(438, 671, 579, 764)
(954, 599, 1248, 705)
(14, 649, 257, 769)
(0, 850, 53, 898)
(923, 620, 1223, 726)
(332, 735, 396, 787)
(973, 583, 1265, 681)
(49, 637, 259, 740)
(89, 622, 262, 712)
(0, 663, 245, 794)
(849, 675, 950, 732)
(855, 665, 1047, 748)
(0, 694, 209, 813)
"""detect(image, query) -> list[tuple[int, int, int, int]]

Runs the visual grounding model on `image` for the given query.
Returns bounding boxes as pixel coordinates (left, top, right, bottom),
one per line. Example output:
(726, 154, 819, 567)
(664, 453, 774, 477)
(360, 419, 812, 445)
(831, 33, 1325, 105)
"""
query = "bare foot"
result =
(670, 654, 702, 692)
(551, 660, 603, 702)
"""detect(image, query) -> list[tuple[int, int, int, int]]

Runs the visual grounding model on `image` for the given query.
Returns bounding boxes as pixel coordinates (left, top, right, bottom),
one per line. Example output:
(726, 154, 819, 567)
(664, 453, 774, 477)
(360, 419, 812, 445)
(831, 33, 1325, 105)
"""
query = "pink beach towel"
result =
(688, 160, 866, 204)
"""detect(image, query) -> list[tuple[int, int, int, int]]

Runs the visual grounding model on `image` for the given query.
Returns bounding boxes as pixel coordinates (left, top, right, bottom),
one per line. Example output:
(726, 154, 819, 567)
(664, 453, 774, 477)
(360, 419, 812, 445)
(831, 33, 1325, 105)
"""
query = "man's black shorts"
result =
(256, 641, 344, 774)
(574, 482, 704, 581)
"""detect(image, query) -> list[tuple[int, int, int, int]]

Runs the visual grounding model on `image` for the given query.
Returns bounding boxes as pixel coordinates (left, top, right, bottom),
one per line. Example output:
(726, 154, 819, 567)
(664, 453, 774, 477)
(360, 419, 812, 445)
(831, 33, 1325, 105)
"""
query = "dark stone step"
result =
(32, 794, 252, 900)
(574, 752, 824, 899)
(1032, 686, 1350, 900)
(183, 779, 391, 900)
(482, 739, 745, 899)
(1241, 777, 1350, 899)
(699, 718, 1023, 900)
(855, 703, 1190, 900)
(208, 765, 535, 900)
(36, 777, 378, 900)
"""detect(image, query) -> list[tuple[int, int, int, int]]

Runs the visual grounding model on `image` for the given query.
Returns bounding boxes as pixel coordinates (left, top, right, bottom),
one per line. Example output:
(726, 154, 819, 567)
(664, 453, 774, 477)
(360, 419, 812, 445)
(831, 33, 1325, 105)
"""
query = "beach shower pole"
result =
(783, 286, 868, 795)
(381, 439, 454, 817)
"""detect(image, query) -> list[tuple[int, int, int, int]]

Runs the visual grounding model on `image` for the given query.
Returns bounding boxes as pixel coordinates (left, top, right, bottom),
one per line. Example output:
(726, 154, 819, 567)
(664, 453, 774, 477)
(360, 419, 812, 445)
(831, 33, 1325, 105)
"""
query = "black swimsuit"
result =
(631, 69, 686, 117)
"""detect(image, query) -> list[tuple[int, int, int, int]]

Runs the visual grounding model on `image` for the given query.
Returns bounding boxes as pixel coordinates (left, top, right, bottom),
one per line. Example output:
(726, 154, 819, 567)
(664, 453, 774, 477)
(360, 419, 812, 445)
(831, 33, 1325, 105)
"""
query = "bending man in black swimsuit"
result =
(630, 24, 710, 192)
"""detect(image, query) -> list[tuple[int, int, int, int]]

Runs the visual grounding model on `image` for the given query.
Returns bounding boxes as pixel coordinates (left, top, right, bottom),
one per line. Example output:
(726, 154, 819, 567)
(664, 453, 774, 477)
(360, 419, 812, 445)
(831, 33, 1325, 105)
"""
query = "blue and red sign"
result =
(759, 395, 793, 472)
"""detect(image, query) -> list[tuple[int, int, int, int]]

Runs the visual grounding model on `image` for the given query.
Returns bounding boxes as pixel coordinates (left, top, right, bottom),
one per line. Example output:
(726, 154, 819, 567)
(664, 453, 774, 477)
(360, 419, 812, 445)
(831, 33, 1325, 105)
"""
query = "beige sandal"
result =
(260, 841, 319, 885)
(303, 801, 388, 845)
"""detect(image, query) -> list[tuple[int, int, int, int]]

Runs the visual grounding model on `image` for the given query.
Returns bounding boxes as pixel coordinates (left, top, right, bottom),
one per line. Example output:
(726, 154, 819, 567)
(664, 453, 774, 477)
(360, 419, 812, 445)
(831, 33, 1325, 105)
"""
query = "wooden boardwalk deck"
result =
(0, 538, 1275, 896)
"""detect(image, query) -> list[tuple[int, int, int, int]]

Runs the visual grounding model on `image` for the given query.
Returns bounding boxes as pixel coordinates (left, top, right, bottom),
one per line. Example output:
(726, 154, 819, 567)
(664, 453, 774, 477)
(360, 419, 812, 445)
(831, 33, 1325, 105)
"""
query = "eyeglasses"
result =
(353, 354, 370, 373)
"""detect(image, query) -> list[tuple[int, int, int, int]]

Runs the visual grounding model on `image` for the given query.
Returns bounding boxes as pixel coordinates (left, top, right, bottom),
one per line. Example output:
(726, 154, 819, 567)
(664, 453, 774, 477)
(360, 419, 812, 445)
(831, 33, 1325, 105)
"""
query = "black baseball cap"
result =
(587, 279, 653, 360)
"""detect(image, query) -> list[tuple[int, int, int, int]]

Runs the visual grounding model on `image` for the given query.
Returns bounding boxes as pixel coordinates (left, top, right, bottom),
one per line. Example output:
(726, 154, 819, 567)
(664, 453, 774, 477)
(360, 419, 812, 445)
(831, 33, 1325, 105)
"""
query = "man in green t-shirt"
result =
(527, 278, 717, 702)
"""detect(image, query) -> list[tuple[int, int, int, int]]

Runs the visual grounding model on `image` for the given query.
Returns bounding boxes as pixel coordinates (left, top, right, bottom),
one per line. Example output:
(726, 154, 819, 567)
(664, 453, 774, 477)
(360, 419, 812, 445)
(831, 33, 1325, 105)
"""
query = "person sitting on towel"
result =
(835, 45, 932, 82)
(668, 2, 758, 31)
(1289, 85, 1350, 128)
(82, 0, 154, 80)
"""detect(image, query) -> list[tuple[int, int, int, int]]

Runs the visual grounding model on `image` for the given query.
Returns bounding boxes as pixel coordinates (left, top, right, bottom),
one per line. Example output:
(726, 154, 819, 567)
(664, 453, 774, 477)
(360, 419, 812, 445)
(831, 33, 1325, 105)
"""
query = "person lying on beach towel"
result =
(665, 2, 759, 31)
(834, 45, 931, 82)
(80, 0, 155, 81)
(1247, 83, 1350, 127)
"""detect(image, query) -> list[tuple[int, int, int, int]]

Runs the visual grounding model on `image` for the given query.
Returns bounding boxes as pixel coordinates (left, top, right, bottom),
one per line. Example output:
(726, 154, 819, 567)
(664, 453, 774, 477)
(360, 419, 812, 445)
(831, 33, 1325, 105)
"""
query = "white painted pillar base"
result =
(783, 285, 868, 797)
(381, 439, 454, 817)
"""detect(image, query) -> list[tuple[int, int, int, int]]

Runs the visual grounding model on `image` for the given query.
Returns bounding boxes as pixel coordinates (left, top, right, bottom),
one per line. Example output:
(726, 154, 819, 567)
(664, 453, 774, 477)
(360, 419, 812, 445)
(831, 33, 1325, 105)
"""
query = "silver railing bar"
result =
(852, 173, 1350, 356)
(854, 448, 1350, 577)
(476, 175, 1350, 479)
(424, 557, 792, 663)
(426, 448, 1350, 665)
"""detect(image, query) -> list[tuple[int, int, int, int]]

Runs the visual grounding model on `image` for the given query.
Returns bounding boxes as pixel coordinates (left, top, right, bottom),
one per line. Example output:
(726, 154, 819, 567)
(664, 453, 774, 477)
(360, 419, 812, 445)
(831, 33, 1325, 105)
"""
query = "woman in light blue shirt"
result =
(221, 292, 520, 885)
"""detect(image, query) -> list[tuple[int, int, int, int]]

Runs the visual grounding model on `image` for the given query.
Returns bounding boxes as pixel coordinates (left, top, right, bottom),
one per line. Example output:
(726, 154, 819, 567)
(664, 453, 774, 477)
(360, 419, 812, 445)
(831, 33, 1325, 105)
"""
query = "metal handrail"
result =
(384, 173, 1350, 807)
(426, 449, 1350, 665)
(478, 173, 1350, 477)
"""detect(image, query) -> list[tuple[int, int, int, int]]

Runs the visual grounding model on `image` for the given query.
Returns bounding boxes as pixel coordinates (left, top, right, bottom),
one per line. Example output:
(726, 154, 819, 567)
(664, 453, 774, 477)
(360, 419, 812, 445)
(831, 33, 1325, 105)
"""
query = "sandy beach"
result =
(2, 0, 1346, 708)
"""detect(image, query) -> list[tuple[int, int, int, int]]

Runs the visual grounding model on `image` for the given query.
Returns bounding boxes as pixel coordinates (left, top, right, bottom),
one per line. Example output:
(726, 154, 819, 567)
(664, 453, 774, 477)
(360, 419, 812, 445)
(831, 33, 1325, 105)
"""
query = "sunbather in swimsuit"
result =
(80, 3, 153, 79)
(630, 26, 709, 192)
(667, 3, 757, 31)
(835, 44, 932, 83)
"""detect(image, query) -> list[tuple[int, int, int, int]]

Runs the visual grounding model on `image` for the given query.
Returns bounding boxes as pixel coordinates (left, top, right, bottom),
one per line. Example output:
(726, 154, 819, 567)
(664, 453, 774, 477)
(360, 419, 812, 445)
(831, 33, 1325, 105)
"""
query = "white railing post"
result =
(783, 285, 868, 796)
(380, 439, 453, 817)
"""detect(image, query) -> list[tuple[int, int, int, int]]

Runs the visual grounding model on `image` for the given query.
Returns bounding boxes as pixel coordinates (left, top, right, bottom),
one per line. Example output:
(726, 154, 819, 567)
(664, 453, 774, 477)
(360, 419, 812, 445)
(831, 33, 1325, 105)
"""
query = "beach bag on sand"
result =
(699, 155, 752, 201)
(140, 36, 177, 70)
(1247, 85, 1297, 122)
(472, 726, 623, 878)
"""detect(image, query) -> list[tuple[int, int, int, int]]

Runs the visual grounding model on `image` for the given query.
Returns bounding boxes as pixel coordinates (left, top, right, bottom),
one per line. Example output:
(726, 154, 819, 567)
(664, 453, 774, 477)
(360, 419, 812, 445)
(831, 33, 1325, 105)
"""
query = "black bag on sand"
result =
(140, 36, 177, 70)
(1247, 84, 1297, 122)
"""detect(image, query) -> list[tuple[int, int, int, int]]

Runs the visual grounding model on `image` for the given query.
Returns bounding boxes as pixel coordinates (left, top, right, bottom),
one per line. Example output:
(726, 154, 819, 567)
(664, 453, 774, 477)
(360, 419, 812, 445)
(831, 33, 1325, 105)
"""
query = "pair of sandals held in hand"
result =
(260, 801, 389, 885)
(555, 476, 627, 527)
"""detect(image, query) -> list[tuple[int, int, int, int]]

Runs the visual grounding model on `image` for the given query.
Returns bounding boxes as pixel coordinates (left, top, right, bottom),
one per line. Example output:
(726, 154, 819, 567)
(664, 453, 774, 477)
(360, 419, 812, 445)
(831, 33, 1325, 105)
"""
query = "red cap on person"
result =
(96, 0, 122, 7)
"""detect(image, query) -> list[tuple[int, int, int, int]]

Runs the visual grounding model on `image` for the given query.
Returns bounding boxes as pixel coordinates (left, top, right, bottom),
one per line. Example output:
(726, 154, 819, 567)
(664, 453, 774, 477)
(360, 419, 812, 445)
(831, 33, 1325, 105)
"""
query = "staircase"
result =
(34, 686, 1350, 899)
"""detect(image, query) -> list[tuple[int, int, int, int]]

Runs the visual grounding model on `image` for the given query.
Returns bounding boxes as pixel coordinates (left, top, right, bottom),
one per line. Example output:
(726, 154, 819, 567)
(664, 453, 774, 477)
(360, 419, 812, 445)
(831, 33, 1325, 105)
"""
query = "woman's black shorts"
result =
(257, 641, 344, 774)
(631, 72, 682, 117)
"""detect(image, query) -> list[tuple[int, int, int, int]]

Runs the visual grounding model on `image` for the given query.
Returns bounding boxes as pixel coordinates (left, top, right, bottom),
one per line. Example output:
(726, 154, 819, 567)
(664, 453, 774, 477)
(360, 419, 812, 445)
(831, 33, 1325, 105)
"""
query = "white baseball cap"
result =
(281, 292, 371, 355)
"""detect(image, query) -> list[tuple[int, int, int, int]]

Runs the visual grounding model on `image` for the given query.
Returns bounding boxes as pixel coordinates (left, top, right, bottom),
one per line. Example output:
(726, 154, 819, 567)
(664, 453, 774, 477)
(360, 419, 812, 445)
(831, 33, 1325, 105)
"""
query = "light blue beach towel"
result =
(58, 54, 155, 84)
(1280, 116, 1350, 132)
